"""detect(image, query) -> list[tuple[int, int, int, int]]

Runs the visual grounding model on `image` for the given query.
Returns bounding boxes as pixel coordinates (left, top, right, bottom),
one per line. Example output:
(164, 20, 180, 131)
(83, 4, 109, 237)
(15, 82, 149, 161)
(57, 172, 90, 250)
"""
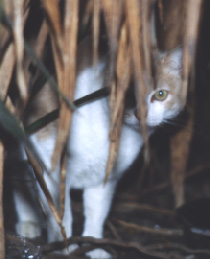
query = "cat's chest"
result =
(66, 100, 142, 188)
(64, 66, 142, 188)
(67, 97, 110, 187)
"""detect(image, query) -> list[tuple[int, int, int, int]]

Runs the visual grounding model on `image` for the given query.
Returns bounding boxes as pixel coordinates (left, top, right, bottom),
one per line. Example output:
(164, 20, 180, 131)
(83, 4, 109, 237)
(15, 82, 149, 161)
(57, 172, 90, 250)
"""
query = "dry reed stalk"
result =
(125, 0, 150, 163)
(40, 0, 79, 241)
(170, 111, 194, 207)
(0, 43, 15, 100)
(12, 0, 27, 106)
(42, 0, 79, 234)
(100, 0, 124, 181)
(158, 0, 185, 49)
(93, 0, 101, 68)
(26, 149, 68, 243)
(141, 0, 154, 87)
(170, 0, 203, 207)
(41, 0, 62, 53)
(24, 20, 48, 86)
(80, 0, 93, 27)
(102, 0, 122, 48)
(102, 0, 122, 81)
(55, 0, 79, 222)
(48, 0, 78, 171)
(105, 24, 131, 182)
(0, 24, 11, 51)
(182, 0, 203, 97)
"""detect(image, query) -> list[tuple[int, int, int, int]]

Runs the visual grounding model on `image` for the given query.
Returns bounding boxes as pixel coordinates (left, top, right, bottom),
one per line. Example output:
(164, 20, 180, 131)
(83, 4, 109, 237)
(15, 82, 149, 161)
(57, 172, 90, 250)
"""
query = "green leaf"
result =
(0, 99, 25, 142)
(0, 99, 46, 170)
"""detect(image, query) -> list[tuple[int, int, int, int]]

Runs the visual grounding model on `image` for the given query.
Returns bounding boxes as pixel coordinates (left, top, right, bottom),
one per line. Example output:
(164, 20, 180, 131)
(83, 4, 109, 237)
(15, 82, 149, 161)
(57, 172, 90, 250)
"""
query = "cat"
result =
(13, 35, 185, 258)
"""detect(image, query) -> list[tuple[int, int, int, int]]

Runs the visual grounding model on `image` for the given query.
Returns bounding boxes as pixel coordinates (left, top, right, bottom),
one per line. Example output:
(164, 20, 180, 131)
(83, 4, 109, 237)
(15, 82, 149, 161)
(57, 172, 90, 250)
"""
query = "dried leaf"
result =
(42, 0, 63, 96)
(102, 0, 123, 84)
(5, 96, 16, 115)
(41, 0, 62, 52)
(24, 21, 48, 86)
(26, 149, 67, 244)
(170, 0, 203, 207)
(158, 0, 185, 49)
(51, 0, 79, 171)
(12, 0, 27, 105)
(59, 152, 67, 219)
(80, 0, 93, 29)
(182, 0, 203, 97)
(93, 0, 101, 68)
(102, 0, 122, 44)
(141, 0, 154, 87)
(157, 0, 163, 23)
(41, 1, 79, 243)
(124, 0, 149, 160)
(105, 24, 131, 183)
(109, 24, 130, 132)
(35, 21, 48, 58)
(170, 112, 194, 207)
(0, 43, 15, 100)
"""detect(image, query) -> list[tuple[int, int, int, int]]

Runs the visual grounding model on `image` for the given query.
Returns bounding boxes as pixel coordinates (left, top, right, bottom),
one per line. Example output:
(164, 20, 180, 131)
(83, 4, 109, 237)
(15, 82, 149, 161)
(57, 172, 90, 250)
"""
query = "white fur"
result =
(14, 48, 184, 258)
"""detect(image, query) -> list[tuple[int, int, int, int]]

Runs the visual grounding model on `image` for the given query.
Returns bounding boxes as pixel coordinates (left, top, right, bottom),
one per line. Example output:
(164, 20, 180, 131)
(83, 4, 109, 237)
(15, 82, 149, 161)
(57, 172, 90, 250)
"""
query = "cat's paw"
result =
(86, 248, 112, 259)
(15, 221, 41, 239)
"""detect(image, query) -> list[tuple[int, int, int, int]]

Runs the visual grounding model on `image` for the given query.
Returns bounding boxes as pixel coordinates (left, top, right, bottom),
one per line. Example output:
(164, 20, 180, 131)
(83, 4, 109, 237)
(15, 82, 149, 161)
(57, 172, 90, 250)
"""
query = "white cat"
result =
(14, 36, 185, 258)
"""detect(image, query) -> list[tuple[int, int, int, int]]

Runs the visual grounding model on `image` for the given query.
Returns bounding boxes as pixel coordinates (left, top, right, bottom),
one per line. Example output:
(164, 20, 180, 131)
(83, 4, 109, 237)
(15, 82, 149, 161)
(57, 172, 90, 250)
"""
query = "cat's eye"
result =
(153, 90, 168, 101)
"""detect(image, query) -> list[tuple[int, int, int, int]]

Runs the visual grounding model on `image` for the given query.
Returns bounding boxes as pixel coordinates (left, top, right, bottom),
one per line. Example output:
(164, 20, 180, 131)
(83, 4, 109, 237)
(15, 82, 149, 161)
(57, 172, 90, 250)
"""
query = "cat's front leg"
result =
(82, 180, 117, 259)
(29, 135, 74, 253)
(13, 147, 43, 239)
(14, 184, 42, 239)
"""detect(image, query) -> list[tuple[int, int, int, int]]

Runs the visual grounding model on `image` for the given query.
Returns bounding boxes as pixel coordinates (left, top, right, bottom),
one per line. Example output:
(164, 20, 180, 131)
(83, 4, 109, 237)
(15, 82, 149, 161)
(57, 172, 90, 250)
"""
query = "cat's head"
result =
(146, 47, 186, 127)
(124, 48, 186, 128)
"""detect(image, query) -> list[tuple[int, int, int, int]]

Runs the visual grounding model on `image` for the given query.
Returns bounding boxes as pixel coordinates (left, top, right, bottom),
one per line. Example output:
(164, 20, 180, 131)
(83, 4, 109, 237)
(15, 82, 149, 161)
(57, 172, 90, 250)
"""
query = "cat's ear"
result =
(166, 47, 183, 72)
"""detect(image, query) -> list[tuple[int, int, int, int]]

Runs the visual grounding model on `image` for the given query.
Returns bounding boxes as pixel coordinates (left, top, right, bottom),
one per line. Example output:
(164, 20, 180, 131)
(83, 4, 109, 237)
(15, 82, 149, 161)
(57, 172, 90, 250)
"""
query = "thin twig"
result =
(115, 219, 183, 236)
(41, 235, 171, 258)
(106, 220, 122, 241)
(146, 243, 210, 256)
(114, 201, 175, 216)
